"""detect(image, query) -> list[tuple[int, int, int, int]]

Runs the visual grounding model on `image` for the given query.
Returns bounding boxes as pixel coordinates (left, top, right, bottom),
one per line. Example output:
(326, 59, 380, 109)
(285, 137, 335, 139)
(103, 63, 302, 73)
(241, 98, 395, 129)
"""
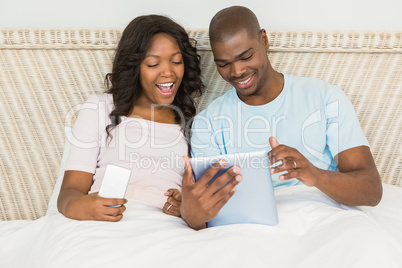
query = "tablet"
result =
(190, 150, 279, 227)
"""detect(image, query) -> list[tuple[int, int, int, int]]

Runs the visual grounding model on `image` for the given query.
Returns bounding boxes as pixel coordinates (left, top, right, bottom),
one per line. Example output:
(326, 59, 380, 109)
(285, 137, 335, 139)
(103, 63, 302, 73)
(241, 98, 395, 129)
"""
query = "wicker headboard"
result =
(0, 29, 401, 220)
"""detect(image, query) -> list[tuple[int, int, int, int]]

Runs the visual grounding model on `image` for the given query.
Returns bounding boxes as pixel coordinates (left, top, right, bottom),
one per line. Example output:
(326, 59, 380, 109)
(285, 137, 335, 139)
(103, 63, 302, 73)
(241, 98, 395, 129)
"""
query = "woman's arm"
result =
(57, 170, 127, 221)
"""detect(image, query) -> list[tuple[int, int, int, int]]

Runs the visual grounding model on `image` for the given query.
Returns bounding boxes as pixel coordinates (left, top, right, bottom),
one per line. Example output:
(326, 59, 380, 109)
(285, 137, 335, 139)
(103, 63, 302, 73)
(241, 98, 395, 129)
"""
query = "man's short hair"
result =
(209, 6, 261, 43)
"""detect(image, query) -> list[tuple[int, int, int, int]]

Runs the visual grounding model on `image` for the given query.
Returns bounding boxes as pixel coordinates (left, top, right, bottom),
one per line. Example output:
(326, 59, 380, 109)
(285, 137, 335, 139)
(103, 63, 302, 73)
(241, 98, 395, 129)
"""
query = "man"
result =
(179, 6, 382, 230)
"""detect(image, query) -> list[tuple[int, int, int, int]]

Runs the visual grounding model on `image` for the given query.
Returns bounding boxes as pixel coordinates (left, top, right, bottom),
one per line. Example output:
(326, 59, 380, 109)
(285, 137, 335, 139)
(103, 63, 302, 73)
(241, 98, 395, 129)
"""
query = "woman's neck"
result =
(128, 104, 177, 124)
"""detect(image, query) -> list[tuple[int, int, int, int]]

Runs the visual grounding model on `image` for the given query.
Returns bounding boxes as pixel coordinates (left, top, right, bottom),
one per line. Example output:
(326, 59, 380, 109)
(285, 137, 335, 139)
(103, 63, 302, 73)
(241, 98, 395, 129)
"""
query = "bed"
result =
(1, 28, 402, 267)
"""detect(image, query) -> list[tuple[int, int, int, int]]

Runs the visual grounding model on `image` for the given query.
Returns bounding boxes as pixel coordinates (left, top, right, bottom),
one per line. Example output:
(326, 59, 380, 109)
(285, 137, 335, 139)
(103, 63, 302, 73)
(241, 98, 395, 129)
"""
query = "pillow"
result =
(46, 126, 72, 215)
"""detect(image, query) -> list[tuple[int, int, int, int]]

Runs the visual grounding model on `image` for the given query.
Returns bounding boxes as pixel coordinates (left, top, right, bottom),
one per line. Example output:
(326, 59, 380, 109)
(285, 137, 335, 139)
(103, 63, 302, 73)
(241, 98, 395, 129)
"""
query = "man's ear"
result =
(261, 29, 269, 50)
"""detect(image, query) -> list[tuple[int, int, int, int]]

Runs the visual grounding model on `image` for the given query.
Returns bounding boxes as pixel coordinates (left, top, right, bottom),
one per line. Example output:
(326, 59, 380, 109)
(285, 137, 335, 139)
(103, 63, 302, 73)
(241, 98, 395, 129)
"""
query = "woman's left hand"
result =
(163, 188, 182, 217)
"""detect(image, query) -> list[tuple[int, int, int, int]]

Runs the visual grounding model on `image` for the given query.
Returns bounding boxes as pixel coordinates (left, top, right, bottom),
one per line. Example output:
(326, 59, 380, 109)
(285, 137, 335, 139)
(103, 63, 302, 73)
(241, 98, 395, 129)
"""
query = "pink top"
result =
(65, 94, 187, 209)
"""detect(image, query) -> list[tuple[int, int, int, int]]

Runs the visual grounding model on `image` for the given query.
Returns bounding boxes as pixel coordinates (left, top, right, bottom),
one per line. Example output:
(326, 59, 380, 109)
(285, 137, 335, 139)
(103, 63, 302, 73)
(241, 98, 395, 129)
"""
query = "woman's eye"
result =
(172, 61, 183, 65)
(147, 64, 158, 68)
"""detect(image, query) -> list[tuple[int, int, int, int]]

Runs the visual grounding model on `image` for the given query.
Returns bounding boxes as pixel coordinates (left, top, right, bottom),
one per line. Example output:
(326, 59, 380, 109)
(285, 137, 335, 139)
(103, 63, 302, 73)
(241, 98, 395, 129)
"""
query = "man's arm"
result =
(269, 137, 382, 206)
(181, 110, 242, 230)
(317, 146, 382, 206)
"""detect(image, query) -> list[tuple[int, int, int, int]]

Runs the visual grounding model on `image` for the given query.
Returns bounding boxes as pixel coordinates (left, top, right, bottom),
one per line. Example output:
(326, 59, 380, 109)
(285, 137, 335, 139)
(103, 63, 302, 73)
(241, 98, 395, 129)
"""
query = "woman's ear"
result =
(261, 29, 269, 50)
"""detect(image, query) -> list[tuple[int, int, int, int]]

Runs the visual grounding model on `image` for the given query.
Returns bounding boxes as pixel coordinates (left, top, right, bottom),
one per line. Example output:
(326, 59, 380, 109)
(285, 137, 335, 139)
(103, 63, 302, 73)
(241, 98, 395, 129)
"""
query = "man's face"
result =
(211, 30, 270, 100)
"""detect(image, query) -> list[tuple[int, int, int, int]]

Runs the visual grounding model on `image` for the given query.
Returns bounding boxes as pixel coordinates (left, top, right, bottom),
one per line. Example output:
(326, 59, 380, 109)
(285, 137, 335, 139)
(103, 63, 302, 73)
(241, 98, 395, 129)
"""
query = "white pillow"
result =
(46, 126, 72, 215)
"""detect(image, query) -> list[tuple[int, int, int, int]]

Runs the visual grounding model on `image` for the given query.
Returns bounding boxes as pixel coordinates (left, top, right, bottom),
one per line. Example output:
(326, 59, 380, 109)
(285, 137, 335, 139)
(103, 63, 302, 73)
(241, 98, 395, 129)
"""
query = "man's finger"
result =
(211, 173, 242, 204)
(182, 156, 195, 186)
(268, 136, 284, 165)
(213, 185, 238, 213)
(269, 136, 280, 149)
(204, 166, 240, 196)
(196, 159, 227, 188)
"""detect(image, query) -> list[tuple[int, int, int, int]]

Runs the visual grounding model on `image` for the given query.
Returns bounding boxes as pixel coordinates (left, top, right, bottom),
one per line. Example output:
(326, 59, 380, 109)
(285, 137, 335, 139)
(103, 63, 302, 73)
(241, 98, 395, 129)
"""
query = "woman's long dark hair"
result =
(105, 15, 204, 142)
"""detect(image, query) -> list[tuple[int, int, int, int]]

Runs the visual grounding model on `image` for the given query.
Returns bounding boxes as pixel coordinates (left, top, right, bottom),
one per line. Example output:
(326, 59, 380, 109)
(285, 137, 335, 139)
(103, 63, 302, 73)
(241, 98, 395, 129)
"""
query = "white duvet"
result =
(1, 184, 402, 268)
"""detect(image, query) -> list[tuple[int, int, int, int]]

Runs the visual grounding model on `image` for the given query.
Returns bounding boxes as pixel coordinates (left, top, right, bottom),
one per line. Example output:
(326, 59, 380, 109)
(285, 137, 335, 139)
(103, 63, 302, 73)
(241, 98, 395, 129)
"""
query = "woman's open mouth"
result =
(156, 82, 174, 96)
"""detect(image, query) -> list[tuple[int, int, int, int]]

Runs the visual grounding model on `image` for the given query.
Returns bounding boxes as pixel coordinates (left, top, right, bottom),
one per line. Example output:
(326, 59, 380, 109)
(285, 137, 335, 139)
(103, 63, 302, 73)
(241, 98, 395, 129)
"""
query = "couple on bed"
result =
(57, 6, 382, 230)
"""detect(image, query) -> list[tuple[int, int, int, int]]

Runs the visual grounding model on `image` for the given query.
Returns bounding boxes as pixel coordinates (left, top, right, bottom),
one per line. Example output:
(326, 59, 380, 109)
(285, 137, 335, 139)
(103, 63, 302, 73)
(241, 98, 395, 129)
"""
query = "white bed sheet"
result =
(1, 184, 402, 268)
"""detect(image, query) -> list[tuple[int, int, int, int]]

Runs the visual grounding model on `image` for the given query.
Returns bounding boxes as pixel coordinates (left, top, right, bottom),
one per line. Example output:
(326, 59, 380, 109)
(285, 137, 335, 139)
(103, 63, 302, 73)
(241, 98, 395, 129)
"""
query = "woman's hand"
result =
(163, 188, 182, 217)
(63, 192, 128, 222)
(58, 170, 127, 222)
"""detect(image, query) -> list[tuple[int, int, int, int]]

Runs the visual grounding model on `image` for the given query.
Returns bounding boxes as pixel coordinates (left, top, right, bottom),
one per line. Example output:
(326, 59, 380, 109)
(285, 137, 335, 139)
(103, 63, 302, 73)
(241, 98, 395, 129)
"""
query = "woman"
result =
(57, 15, 204, 221)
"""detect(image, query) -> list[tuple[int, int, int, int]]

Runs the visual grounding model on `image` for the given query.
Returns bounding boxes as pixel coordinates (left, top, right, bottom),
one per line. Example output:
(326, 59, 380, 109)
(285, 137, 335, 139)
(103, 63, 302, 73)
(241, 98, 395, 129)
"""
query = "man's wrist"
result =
(189, 221, 207, 230)
(182, 215, 206, 230)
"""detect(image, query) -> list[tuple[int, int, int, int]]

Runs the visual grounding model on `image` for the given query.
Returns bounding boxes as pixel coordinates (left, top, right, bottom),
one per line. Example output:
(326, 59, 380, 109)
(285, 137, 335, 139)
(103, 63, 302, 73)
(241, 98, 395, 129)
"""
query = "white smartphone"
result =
(99, 164, 131, 199)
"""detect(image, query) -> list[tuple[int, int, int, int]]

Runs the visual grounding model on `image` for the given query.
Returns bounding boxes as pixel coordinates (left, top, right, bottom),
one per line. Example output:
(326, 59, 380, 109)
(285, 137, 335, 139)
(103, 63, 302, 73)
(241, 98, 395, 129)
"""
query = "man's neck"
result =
(239, 71, 284, 106)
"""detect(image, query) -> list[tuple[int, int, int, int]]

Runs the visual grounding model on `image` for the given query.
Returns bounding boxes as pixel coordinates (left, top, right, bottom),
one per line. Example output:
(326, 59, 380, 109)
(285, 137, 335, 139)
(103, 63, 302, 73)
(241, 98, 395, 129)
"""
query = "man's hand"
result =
(163, 189, 182, 217)
(268, 136, 320, 187)
(268, 136, 382, 206)
(180, 156, 242, 230)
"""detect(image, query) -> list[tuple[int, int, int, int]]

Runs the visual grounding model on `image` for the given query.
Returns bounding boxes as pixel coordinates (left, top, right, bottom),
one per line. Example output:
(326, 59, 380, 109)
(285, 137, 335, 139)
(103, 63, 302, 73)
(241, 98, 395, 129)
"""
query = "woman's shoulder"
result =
(82, 93, 114, 113)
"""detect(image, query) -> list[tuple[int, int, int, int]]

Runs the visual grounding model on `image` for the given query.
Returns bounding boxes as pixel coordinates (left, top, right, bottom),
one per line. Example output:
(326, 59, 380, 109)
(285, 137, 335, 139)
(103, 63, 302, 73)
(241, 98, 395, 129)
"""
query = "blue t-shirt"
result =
(190, 74, 369, 189)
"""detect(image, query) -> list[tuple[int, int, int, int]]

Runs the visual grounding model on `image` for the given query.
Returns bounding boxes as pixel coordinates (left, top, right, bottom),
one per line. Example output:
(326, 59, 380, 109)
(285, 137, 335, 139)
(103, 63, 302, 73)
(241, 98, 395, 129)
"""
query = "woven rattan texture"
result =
(1, 29, 401, 220)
